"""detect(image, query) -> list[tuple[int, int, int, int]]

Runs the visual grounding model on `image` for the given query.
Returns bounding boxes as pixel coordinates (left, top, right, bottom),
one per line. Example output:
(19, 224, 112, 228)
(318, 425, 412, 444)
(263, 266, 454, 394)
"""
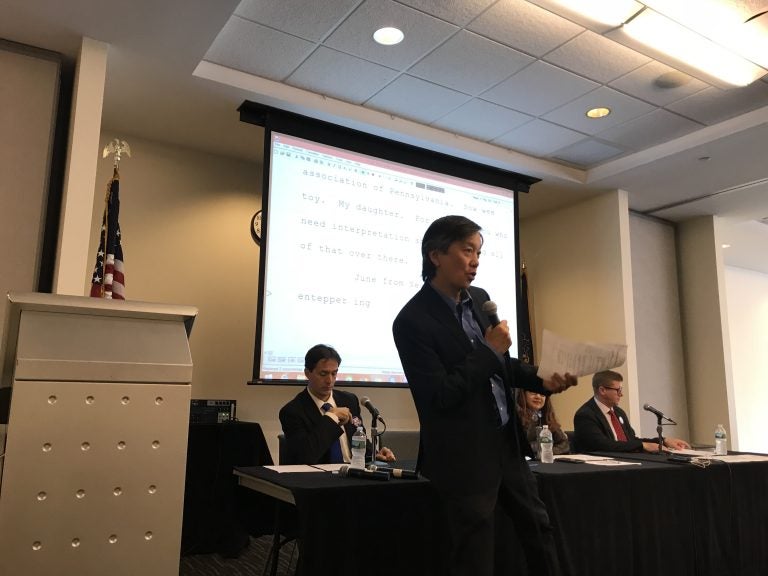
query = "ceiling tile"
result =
(365, 75, 471, 123)
(610, 61, 709, 106)
(396, 0, 497, 26)
(468, 0, 583, 57)
(432, 99, 533, 141)
(482, 61, 598, 116)
(542, 86, 655, 135)
(544, 30, 650, 83)
(287, 47, 399, 104)
(409, 30, 533, 95)
(552, 139, 624, 167)
(204, 17, 315, 81)
(492, 119, 586, 156)
(324, 0, 458, 70)
(235, 0, 361, 42)
(596, 109, 703, 150)
(666, 82, 768, 125)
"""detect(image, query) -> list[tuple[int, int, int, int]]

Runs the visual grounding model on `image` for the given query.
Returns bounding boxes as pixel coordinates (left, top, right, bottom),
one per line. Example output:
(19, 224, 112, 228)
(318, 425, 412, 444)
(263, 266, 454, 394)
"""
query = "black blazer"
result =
(573, 398, 644, 453)
(279, 388, 364, 465)
(392, 283, 548, 499)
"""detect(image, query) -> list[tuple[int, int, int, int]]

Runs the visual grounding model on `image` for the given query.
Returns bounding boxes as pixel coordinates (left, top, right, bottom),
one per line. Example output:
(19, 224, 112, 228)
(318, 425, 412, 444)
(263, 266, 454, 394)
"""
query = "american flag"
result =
(517, 262, 534, 365)
(90, 170, 125, 299)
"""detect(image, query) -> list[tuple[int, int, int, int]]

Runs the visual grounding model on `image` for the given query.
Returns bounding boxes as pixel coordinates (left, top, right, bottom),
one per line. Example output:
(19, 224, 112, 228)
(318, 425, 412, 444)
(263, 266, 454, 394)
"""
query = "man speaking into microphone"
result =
(392, 215, 576, 576)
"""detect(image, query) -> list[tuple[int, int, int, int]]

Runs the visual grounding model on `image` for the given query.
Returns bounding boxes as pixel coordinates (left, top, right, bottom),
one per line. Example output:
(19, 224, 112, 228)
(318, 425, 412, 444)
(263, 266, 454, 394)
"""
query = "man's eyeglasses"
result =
(601, 386, 623, 395)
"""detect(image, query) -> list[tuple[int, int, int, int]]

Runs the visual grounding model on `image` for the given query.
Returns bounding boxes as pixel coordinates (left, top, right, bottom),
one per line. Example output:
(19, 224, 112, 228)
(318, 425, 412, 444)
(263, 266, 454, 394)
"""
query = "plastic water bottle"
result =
(351, 426, 366, 468)
(539, 425, 554, 464)
(714, 424, 728, 455)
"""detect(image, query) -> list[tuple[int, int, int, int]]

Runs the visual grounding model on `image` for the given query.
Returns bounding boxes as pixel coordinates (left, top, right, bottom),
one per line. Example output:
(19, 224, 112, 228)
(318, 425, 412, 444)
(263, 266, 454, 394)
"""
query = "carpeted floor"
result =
(179, 535, 298, 576)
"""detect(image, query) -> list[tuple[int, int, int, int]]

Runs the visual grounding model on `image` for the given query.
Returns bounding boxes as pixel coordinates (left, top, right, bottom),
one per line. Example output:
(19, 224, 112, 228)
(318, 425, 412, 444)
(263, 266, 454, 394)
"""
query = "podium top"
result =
(5, 292, 197, 332)
(1, 292, 198, 389)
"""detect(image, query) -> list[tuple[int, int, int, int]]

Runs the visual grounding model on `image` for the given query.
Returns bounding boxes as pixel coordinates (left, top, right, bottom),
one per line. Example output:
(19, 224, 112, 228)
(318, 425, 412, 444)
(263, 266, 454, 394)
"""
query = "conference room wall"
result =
(677, 217, 733, 447)
(0, 42, 61, 354)
(629, 215, 690, 440)
(519, 190, 640, 431)
(88, 131, 420, 462)
(724, 265, 768, 453)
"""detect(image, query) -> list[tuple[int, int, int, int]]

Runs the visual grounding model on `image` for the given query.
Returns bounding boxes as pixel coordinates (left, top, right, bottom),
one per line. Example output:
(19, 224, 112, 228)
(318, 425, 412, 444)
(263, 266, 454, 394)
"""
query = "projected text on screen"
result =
(257, 132, 519, 384)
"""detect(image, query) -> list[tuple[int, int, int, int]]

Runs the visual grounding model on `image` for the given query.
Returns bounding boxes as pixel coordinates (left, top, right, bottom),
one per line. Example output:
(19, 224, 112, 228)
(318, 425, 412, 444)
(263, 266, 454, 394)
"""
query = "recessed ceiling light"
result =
(722, 244, 731, 248)
(373, 27, 404, 46)
(586, 107, 611, 119)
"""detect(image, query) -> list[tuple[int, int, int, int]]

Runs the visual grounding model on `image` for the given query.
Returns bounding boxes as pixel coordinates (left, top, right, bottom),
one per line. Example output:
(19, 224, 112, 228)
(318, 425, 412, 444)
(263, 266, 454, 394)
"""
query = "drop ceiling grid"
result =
(205, 0, 768, 167)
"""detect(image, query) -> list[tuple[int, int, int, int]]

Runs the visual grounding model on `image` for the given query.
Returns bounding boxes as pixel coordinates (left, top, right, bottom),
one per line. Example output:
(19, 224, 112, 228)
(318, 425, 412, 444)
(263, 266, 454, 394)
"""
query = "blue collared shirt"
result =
(430, 283, 509, 427)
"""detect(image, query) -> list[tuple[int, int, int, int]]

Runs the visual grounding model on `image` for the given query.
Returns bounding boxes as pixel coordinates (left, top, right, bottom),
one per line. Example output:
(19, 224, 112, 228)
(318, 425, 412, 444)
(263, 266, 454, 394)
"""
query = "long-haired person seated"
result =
(516, 390, 570, 456)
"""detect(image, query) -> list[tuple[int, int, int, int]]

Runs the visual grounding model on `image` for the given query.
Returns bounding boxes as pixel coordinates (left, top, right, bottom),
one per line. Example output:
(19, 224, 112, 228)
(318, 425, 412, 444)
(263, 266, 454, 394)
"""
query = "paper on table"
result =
(709, 454, 768, 463)
(554, 454, 614, 462)
(587, 460, 642, 466)
(264, 465, 322, 473)
(536, 329, 627, 380)
(311, 463, 347, 472)
(667, 448, 716, 458)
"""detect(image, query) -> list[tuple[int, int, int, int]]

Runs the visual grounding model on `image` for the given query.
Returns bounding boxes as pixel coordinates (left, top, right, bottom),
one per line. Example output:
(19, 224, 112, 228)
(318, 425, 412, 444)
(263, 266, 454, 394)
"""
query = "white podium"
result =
(0, 292, 197, 576)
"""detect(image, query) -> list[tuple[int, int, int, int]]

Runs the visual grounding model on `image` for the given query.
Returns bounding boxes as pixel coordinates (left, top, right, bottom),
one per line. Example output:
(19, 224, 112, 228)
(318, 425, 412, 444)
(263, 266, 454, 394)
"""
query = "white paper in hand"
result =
(536, 329, 627, 380)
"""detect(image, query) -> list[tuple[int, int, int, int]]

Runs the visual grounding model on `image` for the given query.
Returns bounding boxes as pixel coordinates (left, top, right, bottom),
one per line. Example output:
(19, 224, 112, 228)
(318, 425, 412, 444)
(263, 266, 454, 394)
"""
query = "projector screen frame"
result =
(240, 101, 538, 387)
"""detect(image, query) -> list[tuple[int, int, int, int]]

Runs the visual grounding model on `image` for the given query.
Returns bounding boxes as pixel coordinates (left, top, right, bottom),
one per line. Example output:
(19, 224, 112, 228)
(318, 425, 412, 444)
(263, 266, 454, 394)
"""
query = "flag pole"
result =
(90, 139, 130, 299)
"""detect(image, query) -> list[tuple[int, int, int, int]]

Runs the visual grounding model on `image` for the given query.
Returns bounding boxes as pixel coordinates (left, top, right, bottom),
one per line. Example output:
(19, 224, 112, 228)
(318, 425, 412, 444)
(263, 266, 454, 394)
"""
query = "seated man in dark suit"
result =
(279, 344, 395, 465)
(573, 370, 689, 453)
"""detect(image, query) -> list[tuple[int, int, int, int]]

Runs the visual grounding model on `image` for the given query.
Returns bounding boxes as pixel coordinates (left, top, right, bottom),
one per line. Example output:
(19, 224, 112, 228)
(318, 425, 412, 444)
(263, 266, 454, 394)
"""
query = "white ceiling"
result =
(2, 0, 767, 272)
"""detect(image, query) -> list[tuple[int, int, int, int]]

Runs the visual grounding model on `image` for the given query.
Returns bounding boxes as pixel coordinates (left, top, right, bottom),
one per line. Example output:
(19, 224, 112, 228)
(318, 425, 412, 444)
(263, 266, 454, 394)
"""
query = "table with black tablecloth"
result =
(182, 421, 275, 557)
(531, 452, 768, 576)
(234, 465, 445, 576)
(233, 450, 768, 575)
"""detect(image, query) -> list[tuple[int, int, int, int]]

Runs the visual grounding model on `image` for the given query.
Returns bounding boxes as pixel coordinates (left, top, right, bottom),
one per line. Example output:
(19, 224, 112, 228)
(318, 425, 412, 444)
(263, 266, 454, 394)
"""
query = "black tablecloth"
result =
(182, 422, 274, 556)
(532, 453, 768, 576)
(232, 449, 768, 575)
(235, 466, 445, 575)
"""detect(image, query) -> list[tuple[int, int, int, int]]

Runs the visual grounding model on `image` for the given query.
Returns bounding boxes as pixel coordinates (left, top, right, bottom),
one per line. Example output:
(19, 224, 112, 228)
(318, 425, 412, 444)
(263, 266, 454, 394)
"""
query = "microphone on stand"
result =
(481, 300, 501, 326)
(643, 404, 677, 424)
(338, 464, 389, 481)
(360, 396, 385, 424)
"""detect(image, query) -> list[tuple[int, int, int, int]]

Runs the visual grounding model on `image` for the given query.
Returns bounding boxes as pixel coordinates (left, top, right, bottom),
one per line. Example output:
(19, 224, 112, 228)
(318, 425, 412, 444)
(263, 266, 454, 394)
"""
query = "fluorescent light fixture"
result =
(538, 0, 642, 28)
(643, 0, 768, 70)
(586, 107, 610, 118)
(621, 9, 765, 87)
(373, 27, 404, 46)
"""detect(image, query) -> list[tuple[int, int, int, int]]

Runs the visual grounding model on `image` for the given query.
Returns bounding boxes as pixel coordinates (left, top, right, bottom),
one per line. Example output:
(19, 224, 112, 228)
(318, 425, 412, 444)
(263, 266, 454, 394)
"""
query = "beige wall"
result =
(90, 131, 419, 461)
(0, 43, 60, 344)
(630, 214, 689, 439)
(519, 190, 638, 430)
(677, 216, 733, 446)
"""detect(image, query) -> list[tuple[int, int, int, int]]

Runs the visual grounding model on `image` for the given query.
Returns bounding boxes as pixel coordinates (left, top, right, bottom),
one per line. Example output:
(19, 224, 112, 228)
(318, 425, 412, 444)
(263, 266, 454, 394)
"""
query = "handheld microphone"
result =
(338, 464, 389, 481)
(367, 465, 419, 480)
(643, 403, 677, 424)
(481, 300, 500, 326)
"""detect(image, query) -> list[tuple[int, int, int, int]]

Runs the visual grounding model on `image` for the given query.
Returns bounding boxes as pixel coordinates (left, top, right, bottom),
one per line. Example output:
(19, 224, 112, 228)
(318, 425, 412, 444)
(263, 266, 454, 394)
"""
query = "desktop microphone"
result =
(338, 464, 389, 481)
(481, 300, 500, 326)
(360, 396, 380, 417)
(643, 403, 677, 424)
(367, 465, 419, 480)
